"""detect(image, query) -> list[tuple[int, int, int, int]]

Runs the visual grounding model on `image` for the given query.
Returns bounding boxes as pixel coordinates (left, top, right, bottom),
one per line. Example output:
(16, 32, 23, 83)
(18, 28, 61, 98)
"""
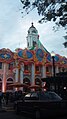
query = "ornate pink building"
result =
(0, 23, 67, 92)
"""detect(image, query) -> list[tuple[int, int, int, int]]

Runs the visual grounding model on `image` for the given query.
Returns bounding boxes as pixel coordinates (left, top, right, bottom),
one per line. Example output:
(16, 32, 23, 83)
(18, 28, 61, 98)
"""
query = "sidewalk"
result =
(0, 105, 6, 112)
(0, 101, 14, 112)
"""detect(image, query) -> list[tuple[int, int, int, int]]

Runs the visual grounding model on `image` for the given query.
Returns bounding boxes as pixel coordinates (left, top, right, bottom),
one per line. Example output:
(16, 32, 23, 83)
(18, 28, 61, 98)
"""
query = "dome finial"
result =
(31, 22, 33, 26)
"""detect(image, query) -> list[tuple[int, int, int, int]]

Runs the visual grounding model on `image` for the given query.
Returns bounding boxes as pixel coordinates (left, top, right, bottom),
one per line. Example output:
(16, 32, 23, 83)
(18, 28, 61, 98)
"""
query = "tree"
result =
(20, 0, 67, 28)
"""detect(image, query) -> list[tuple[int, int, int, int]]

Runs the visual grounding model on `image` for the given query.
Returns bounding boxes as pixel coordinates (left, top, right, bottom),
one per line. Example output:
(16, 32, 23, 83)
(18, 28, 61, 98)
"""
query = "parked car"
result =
(14, 91, 67, 119)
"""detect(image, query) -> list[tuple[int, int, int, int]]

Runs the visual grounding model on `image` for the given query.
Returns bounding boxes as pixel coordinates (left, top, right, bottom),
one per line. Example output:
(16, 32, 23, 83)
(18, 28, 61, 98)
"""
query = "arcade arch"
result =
(35, 78, 42, 86)
(23, 77, 30, 92)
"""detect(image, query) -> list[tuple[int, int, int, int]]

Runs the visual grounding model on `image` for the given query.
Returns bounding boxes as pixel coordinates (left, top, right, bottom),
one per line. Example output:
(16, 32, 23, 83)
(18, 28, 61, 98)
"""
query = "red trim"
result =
(24, 70, 30, 74)
(24, 62, 29, 65)
(46, 63, 52, 66)
(35, 71, 41, 74)
(46, 72, 50, 74)
(35, 62, 42, 66)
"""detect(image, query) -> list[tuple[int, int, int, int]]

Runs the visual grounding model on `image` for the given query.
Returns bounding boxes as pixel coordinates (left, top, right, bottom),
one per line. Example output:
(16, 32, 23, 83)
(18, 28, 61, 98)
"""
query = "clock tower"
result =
(26, 23, 39, 50)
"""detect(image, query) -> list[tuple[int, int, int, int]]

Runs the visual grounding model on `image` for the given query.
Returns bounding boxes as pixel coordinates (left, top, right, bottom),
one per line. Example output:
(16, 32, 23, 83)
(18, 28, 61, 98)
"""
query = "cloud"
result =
(0, 0, 66, 57)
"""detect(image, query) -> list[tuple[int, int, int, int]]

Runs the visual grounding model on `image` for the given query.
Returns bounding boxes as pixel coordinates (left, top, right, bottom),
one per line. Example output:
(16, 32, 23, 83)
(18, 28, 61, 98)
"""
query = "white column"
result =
(20, 64, 24, 90)
(13, 68, 19, 91)
(20, 63, 24, 83)
(20, 71, 23, 84)
(2, 63, 7, 92)
(41, 65, 46, 78)
(31, 63, 35, 85)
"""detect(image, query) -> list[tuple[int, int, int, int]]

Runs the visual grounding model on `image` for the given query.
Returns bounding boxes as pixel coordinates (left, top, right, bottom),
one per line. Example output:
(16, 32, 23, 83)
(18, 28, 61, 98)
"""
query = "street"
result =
(0, 110, 67, 119)
(0, 110, 31, 119)
(0, 101, 67, 119)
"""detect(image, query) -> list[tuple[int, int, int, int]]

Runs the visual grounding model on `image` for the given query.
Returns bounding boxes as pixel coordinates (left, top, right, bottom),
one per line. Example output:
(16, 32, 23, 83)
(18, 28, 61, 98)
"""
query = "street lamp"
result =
(51, 51, 55, 77)
(51, 51, 56, 91)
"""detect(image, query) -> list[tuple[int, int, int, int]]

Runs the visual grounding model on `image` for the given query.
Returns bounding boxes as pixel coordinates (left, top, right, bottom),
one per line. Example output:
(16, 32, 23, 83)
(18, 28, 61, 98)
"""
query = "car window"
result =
(24, 93, 31, 100)
(31, 92, 39, 100)
(24, 92, 39, 100)
(25, 93, 31, 97)
(48, 92, 62, 100)
(31, 92, 38, 97)
(24, 91, 62, 101)
(38, 91, 62, 101)
(38, 91, 51, 100)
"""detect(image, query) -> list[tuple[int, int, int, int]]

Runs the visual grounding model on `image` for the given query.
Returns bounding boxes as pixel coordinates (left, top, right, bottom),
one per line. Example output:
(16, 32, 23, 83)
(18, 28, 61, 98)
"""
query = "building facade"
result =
(0, 23, 67, 92)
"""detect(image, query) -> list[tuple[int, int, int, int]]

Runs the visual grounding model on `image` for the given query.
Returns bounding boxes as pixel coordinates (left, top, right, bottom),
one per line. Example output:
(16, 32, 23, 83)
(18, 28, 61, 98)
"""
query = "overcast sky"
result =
(0, 0, 67, 57)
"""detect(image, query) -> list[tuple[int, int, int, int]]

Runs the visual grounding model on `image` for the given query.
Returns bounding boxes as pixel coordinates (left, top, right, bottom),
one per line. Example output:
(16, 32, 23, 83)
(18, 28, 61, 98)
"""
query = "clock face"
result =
(36, 49, 44, 62)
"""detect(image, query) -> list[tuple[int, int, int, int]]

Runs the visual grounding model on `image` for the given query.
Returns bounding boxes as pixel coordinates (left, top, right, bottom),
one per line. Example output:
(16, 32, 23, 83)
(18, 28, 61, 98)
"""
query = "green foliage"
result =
(20, 0, 67, 28)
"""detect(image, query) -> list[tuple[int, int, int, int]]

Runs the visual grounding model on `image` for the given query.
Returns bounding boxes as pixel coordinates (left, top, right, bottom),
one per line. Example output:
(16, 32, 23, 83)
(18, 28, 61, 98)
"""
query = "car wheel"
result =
(35, 110, 40, 119)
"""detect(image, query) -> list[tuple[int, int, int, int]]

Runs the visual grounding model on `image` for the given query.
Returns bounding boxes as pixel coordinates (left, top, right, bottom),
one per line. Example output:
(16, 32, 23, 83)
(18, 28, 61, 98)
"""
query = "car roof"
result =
(24, 91, 62, 101)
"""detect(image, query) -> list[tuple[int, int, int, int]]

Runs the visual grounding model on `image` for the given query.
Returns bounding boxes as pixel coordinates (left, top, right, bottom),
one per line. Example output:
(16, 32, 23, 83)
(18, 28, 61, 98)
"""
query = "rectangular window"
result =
(0, 62, 2, 69)
(8, 62, 14, 70)
(35, 66, 39, 72)
(28, 42, 29, 47)
(24, 65, 28, 70)
(46, 67, 49, 72)
(33, 41, 36, 47)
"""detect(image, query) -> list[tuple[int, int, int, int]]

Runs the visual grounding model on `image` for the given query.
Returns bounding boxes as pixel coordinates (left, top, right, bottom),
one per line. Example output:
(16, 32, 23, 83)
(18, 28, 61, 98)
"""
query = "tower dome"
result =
(28, 23, 38, 35)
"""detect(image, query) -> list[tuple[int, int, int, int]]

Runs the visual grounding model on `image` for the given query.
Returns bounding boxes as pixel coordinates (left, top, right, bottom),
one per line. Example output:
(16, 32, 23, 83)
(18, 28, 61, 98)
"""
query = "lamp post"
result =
(51, 51, 56, 91)
(51, 51, 55, 77)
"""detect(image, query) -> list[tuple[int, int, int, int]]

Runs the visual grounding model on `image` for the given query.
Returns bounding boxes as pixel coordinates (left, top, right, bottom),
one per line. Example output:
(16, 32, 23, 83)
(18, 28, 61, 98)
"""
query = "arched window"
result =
(35, 78, 41, 85)
(23, 78, 30, 92)
(23, 78, 30, 85)
(7, 78, 13, 82)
